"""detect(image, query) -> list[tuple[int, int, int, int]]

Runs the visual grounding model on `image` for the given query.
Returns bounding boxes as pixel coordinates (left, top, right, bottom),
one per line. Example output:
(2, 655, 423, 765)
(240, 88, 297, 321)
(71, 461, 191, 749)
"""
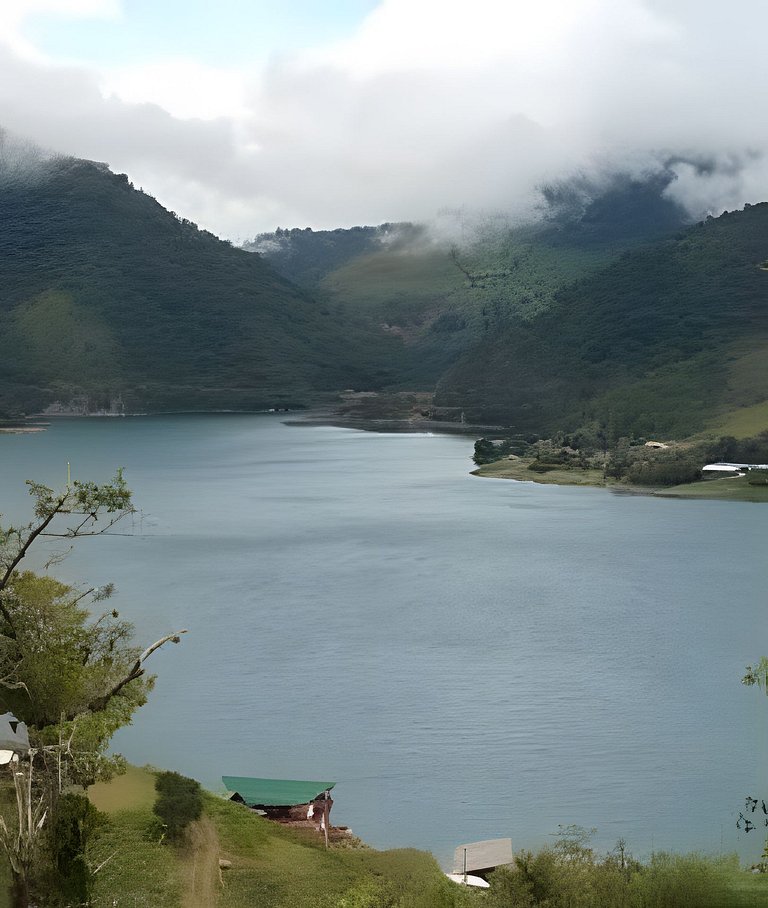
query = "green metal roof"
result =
(222, 776, 335, 807)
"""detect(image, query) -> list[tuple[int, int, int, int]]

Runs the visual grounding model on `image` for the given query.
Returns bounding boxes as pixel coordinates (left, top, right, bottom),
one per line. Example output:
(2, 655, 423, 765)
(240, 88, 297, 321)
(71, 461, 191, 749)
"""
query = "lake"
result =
(1, 414, 767, 867)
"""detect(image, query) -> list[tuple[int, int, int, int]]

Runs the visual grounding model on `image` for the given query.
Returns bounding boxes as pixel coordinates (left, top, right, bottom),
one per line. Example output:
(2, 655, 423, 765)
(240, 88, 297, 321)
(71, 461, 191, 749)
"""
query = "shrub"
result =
(49, 793, 107, 905)
(528, 461, 560, 473)
(625, 458, 702, 486)
(153, 771, 203, 842)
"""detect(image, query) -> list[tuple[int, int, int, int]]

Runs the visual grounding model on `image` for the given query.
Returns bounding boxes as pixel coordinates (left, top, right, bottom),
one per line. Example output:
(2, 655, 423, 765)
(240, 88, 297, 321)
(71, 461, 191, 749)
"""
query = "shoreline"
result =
(472, 457, 768, 503)
(284, 412, 503, 436)
(14, 408, 767, 501)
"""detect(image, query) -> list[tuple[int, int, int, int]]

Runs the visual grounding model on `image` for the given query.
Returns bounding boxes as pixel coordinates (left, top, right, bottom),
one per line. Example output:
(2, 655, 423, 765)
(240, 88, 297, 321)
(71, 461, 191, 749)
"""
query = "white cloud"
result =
(102, 59, 250, 122)
(0, 0, 120, 59)
(1, 0, 768, 236)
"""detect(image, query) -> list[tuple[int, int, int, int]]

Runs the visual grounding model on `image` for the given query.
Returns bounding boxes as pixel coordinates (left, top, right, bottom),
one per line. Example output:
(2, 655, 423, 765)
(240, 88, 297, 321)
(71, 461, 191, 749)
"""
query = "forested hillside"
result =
(0, 157, 400, 415)
(435, 204, 768, 437)
(251, 177, 768, 441)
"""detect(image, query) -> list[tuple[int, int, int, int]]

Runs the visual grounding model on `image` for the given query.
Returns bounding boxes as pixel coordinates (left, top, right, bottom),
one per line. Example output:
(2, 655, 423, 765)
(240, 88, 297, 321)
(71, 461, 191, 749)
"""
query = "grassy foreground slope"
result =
(87, 768, 462, 908)
(81, 767, 768, 908)
(0, 157, 400, 415)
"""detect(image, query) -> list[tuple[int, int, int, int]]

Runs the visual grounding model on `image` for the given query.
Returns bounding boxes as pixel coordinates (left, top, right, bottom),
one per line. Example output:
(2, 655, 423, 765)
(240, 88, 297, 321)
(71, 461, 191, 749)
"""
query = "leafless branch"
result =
(78, 629, 188, 716)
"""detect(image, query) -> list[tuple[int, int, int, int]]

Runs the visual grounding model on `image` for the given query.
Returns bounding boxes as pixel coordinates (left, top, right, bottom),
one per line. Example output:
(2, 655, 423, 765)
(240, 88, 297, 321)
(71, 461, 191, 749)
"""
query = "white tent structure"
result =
(0, 712, 30, 765)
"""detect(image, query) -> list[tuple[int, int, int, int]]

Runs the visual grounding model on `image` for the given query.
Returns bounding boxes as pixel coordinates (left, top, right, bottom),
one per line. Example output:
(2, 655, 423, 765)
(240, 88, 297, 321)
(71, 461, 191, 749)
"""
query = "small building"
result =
(702, 462, 768, 475)
(222, 776, 335, 836)
(452, 838, 515, 881)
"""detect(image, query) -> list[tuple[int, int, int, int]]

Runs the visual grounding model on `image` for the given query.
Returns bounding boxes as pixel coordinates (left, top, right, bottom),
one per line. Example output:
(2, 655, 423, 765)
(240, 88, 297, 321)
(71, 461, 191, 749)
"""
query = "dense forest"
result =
(0, 156, 401, 415)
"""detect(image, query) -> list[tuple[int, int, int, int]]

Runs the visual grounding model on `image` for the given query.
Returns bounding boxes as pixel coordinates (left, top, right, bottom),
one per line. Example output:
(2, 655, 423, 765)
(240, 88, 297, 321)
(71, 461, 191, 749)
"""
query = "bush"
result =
(625, 458, 702, 486)
(528, 461, 560, 473)
(49, 793, 107, 905)
(153, 771, 203, 842)
(638, 852, 734, 908)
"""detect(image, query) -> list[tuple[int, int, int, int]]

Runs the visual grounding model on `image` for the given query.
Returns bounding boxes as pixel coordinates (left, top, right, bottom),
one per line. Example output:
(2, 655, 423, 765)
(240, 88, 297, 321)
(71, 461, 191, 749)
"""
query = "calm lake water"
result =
(1, 414, 767, 866)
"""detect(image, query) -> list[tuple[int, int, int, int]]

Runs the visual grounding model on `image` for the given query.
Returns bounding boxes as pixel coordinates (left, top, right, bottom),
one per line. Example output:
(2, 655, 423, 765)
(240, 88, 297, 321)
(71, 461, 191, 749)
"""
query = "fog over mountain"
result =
(1, 1, 768, 237)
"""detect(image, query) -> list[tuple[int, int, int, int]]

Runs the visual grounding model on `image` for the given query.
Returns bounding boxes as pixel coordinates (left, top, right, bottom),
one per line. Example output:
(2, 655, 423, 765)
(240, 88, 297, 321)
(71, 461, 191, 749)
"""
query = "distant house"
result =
(644, 441, 669, 450)
(222, 776, 335, 839)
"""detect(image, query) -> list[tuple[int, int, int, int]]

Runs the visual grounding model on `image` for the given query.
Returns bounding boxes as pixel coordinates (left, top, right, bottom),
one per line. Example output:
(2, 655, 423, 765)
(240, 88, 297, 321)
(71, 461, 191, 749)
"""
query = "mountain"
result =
(249, 172, 696, 413)
(5, 157, 764, 441)
(0, 156, 400, 415)
(250, 177, 768, 441)
(435, 204, 768, 438)
(243, 222, 423, 287)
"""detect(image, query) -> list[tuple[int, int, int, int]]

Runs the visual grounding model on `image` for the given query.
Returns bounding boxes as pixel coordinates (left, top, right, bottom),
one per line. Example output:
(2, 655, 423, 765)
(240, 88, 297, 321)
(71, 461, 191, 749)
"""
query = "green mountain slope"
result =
(435, 204, 768, 437)
(251, 174, 690, 392)
(0, 157, 400, 414)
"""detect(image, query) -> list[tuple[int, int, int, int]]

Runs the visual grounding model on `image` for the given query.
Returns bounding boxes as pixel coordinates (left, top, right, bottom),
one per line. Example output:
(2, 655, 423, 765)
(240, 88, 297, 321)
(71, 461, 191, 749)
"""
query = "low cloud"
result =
(2, 0, 768, 237)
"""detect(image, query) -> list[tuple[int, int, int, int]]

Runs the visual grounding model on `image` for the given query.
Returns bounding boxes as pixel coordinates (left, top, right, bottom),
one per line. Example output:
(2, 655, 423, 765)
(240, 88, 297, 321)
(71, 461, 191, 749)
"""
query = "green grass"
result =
(725, 865, 768, 906)
(88, 764, 157, 815)
(704, 400, 768, 439)
(85, 769, 468, 907)
(192, 794, 464, 908)
(661, 474, 768, 502)
(89, 806, 184, 907)
(321, 247, 461, 310)
(472, 458, 607, 487)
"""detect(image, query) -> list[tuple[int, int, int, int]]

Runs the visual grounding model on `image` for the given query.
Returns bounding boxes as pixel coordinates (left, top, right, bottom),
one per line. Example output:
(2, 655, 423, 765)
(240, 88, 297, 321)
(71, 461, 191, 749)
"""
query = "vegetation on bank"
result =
(471, 429, 768, 501)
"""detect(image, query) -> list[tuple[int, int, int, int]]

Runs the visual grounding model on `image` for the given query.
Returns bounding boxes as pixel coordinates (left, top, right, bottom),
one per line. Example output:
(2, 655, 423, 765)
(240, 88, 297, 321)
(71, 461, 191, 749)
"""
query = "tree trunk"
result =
(10, 871, 29, 908)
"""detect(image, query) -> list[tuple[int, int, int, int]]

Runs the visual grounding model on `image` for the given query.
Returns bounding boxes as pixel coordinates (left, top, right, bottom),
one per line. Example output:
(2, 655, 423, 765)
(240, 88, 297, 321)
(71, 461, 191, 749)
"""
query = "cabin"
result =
(222, 776, 335, 837)
(452, 837, 515, 882)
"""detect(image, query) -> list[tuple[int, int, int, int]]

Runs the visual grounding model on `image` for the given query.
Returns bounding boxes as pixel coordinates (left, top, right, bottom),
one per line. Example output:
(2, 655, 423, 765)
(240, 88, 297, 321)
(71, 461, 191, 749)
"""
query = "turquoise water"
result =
(1, 414, 767, 866)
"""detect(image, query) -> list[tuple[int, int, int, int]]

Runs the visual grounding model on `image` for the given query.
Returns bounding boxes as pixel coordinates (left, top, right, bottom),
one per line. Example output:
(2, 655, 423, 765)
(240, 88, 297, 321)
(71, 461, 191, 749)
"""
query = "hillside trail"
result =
(182, 816, 222, 908)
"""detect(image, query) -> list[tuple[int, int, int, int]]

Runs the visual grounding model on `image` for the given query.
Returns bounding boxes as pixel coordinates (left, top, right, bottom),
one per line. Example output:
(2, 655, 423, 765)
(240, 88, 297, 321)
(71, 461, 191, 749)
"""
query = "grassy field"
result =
(88, 763, 157, 814)
(472, 458, 610, 488)
(661, 473, 768, 502)
(704, 400, 768, 439)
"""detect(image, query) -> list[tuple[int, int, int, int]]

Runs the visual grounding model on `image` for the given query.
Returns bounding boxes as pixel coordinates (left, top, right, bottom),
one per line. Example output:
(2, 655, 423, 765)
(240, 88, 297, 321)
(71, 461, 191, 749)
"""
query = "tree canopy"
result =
(0, 471, 185, 906)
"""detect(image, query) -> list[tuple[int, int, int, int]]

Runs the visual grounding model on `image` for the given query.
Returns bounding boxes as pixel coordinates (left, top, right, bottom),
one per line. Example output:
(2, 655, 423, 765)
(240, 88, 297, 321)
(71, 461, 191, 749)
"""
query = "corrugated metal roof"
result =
(222, 776, 335, 807)
(453, 838, 514, 873)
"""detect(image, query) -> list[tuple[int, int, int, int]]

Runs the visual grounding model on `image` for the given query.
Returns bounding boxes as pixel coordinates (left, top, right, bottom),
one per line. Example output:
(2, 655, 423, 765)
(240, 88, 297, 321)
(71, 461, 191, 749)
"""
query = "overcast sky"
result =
(1, 0, 767, 239)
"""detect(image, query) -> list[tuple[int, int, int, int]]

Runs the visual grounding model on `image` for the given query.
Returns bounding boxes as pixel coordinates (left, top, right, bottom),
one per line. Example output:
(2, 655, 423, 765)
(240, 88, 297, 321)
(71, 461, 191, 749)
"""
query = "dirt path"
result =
(182, 816, 221, 908)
